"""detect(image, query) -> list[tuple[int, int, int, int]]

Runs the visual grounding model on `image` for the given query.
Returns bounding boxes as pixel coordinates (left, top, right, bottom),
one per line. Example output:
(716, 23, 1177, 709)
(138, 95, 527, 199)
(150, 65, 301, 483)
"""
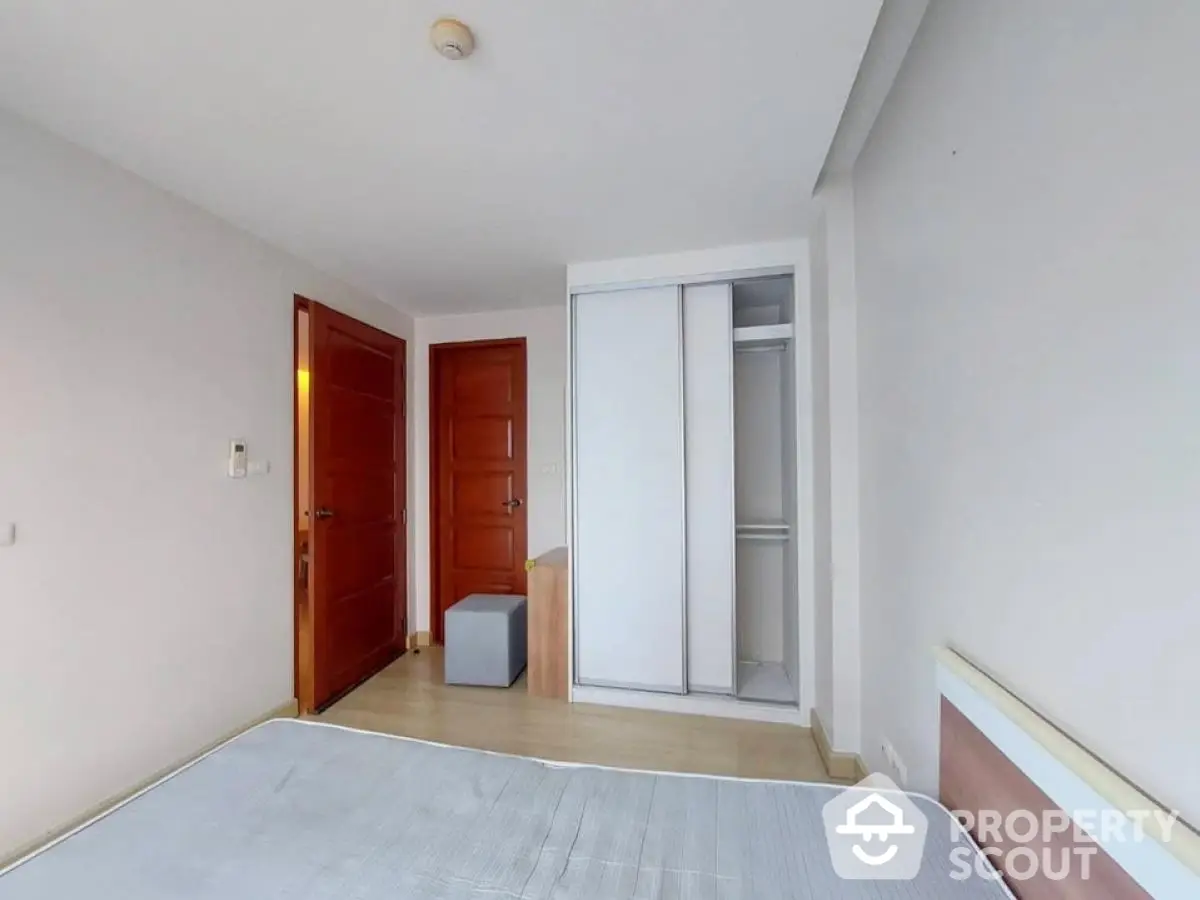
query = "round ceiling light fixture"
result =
(430, 18, 475, 60)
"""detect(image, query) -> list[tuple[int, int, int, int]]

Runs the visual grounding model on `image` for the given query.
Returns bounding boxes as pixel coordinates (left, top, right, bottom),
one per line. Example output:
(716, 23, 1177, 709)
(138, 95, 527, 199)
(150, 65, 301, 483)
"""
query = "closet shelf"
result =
(736, 520, 789, 531)
(735, 520, 790, 541)
(733, 323, 792, 350)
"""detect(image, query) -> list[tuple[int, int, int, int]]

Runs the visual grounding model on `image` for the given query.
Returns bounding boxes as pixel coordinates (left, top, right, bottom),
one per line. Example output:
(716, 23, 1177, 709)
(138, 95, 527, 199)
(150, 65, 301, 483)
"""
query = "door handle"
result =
(315, 507, 335, 520)
(502, 498, 522, 509)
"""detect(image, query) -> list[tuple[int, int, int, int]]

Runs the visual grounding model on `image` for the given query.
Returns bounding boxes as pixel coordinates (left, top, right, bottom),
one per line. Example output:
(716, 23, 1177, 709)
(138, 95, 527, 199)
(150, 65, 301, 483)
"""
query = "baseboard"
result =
(810, 709, 868, 782)
(1, 699, 298, 870)
(572, 684, 810, 727)
(854, 755, 870, 782)
(407, 630, 432, 649)
(273, 699, 301, 719)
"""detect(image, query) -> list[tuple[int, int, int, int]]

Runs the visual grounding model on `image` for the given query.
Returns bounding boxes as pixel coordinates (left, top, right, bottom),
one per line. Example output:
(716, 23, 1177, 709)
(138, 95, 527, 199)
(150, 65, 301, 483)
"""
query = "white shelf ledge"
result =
(733, 323, 792, 350)
(735, 520, 790, 541)
(736, 520, 789, 532)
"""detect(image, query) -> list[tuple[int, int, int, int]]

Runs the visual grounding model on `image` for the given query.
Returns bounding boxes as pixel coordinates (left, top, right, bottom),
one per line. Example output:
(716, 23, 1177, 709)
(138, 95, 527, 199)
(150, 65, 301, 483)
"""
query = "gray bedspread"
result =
(0, 719, 1009, 899)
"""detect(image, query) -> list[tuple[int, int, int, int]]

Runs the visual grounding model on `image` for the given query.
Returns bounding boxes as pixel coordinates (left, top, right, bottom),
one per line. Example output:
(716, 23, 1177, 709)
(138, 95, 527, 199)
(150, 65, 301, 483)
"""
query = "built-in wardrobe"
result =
(570, 274, 801, 711)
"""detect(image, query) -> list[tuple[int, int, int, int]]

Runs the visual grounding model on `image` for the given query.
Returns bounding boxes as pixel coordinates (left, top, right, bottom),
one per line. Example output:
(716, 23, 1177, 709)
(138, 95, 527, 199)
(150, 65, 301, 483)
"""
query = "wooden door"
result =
(301, 300, 407, 711)
(431, 339, 528, 644)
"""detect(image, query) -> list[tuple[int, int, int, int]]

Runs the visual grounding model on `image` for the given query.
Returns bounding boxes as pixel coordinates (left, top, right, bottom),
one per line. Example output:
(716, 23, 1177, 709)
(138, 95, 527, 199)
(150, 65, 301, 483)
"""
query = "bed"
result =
(1, 718, 1006, 899)
(937, 648, 1200, 899)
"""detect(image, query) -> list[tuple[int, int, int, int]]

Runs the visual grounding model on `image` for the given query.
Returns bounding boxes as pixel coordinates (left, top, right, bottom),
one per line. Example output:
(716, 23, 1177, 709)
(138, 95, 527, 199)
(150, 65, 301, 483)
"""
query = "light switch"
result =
(540, 462, 561, 476)
(0, 523, 15, 547)
(228, 439, 248, 478)
(248, 460, 271, 476)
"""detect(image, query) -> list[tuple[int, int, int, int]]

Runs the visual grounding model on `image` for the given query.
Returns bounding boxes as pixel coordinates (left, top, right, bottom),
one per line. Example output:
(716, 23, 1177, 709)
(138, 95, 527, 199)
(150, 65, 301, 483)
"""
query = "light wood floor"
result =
(317, 647, 838, 783)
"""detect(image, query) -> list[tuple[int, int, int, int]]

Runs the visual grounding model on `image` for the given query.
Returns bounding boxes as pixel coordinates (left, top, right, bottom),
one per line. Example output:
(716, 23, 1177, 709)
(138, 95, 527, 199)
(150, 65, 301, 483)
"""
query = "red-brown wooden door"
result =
(303, 300, 406, 711)
(431, 339, 528, 644)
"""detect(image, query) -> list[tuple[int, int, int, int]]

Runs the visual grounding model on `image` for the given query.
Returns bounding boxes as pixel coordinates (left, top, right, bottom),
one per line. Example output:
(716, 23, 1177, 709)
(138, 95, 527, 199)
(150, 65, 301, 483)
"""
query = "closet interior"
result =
(731, 276, 798, 704)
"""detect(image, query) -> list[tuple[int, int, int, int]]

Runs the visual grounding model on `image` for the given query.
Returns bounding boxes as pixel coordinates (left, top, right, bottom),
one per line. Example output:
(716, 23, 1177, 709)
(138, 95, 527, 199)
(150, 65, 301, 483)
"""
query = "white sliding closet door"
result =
(572, 286, 686, 693)
(683, 283, 736, 694)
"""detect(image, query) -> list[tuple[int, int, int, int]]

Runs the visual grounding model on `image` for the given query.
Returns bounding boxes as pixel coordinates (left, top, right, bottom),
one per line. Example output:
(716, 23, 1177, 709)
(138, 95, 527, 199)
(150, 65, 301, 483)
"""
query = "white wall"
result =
(410, 306, 567, 633)
(0, 108, 413, 858)
(854, 0, 1200, 822)
(818, 177, 864, 754)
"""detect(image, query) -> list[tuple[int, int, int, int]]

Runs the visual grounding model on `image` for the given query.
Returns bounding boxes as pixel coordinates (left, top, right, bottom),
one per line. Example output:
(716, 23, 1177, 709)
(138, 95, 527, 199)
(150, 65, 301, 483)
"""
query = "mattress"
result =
(0, 719, 1011, 899)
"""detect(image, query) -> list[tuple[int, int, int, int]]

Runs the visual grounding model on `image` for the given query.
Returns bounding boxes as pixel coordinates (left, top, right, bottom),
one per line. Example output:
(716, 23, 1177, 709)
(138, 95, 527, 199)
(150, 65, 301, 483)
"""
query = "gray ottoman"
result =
(444, 593, 528, 687)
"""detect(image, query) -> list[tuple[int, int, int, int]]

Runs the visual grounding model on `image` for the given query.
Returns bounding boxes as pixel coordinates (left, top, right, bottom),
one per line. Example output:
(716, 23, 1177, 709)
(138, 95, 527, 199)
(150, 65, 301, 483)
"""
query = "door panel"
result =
(303, 301, 407, 711)
(328, 394, 394, 464)
(326, 470, 395, 521)
(452, 522, 516, 570)
(325, 528, 395, 598)
(328, 582, 397, 673)
(432, 340, 528, 643)
(572, 286, 687, 693)
(452, 472, 514, 517)
(684, 283, 737, 694)
(452, 357, 516, 404)
(451, 416, 513, 459)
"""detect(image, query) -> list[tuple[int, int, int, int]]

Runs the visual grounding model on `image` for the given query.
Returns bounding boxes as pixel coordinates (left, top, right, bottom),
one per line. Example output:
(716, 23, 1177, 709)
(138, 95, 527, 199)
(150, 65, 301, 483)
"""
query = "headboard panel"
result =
(937, 648, 1199, 899)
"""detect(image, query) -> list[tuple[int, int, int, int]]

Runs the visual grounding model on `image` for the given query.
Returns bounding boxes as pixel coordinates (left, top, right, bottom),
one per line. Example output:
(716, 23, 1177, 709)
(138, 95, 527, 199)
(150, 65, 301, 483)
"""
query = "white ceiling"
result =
(0, 1, 881, 314)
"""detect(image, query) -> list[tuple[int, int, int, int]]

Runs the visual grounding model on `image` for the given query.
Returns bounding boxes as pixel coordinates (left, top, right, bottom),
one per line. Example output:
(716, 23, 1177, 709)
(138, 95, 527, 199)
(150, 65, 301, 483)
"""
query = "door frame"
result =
(294, 294, 408, 714)
(429, 337, 528, 645)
